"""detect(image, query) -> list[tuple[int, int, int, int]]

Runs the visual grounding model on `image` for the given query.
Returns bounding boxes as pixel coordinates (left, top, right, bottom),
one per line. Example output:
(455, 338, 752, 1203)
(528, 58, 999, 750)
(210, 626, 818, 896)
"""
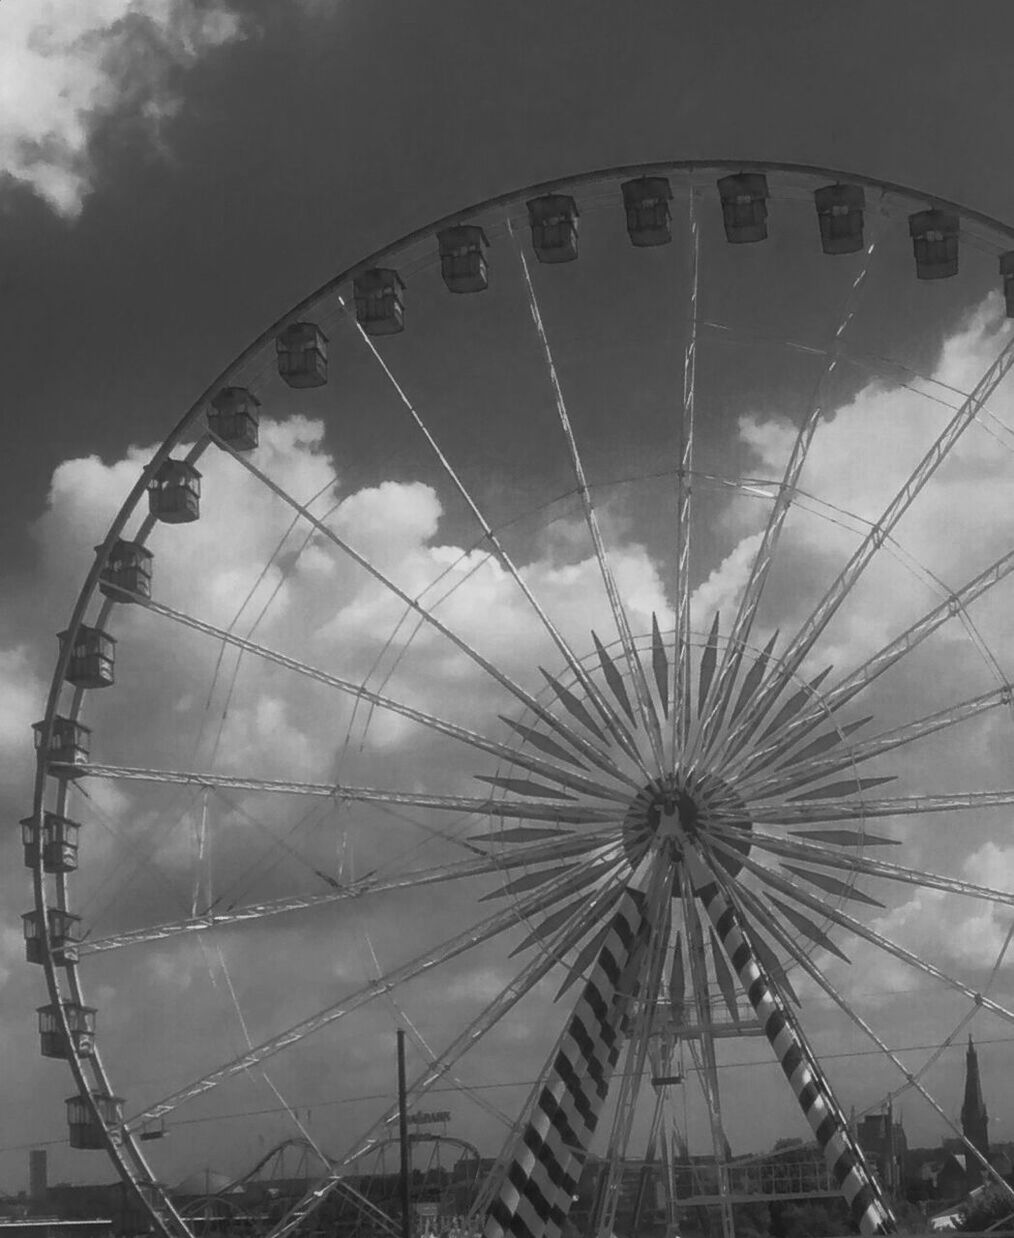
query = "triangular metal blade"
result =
(480, 865, 577, 901)
(789, 828, 899, 847)
(553, 916, 616, 1001)
(651, 612, 670, 719)
(731, 629, 778, 723)
(748, 922, 800, 1006)
(499, 716, 588, 769)
(592, 630, 636, 725)
(509, 897, 587, 957)
(790, 775, 896, 802)
(471, 825, 574, 843)
(475, 775, 577, 801)
(780, 865, 884, 908)
(540, 668, 606, 741)
(778, 716, 874, 768)
(760, 666, 833, 741)
(697, 611, 721, 714)
(728, 888, 802, 1007)
(708, 927, 741, 1024)
(668, 931, 685, 1012)
(765, 894, 850, 963)
(779, 728, 843, 764)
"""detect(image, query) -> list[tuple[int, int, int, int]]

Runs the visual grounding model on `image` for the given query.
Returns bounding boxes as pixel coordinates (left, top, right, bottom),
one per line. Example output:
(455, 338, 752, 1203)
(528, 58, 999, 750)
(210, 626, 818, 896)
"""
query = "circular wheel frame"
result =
(29, 160, 1014, 1238)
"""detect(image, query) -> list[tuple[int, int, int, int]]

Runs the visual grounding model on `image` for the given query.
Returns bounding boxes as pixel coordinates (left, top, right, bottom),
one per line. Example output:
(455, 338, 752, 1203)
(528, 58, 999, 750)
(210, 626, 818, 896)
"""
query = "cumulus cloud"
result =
(723, 296, 1014, 691)
(0, 0, 247, 215)
(0, 645, 44, 762)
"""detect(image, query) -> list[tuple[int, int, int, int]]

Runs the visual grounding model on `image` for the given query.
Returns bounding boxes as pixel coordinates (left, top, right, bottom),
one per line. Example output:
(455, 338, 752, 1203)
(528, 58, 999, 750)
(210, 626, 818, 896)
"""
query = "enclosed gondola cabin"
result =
(909, 209, 959, 279)
(208, 387, 260, 450)
(621, 177, 673, 247)
(276, 323, 328, 388)
(39, 1002, 96, 1059)
(22, 908, 81, 965)
(20, 816, 38, 869)
(814, 183, 865, 255)
(354, 269, 405, 335)
(21, 813, 81, 873)
(717, 172, 769, 244)
(527, 194, 579, 263)
(98, 539, 152, 603)
(59, 626, 115, 689)
(33, 717, 90, 778)
(148, 459, 201, 524)
(437, 226, 489, 293)
(1000, 253, 1014, 316)
(66, 1093, 123, 1150)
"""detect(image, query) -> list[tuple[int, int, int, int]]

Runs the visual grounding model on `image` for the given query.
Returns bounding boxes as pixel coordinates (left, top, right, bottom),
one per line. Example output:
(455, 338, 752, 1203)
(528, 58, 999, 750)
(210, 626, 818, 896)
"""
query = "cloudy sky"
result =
(6, 0, 1014, 1214)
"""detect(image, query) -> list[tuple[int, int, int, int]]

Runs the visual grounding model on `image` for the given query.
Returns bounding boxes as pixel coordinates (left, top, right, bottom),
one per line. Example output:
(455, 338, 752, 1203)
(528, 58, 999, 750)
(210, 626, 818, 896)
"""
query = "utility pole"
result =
(398, 1029, 412, 1238)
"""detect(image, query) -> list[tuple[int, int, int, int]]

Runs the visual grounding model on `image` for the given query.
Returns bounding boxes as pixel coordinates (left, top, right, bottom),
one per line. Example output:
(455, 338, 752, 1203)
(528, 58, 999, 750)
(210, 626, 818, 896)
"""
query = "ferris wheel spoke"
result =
(670, 190, 700, 765)
(728, 825, 1014, 909)
(69, 762, 621, 825)
(711, 331, 1014, 769)
(677, 862, 736, 1238)
(124, 590, 635, 801)
(711, 878, 808, 1007)
(125, 846, 621, 1130)
(691, 629, 782, 771)
(342, 299, 649, 778)
(534, 867, 634, 963)
(706, 841, 852, 961)
(745, 787, 1014, 826)
(708, 842, 1014, 1028)
(694, 229, 881, 764)
(507, 850, 629, 957)
(269, 940, 568, 1238)
(751, 771, 898, 809)
(729, 551, 1014, 785)
(694, 610, 722, 719)
(78, 831, 620, 955)
(513, 231, 666, 773)
(208, 435, 634, 782)
(592, 887, 674, 1238)
(740, 686, 1011, 802)
(683, 845, 896, 1235)
(700, 314, 984, 428)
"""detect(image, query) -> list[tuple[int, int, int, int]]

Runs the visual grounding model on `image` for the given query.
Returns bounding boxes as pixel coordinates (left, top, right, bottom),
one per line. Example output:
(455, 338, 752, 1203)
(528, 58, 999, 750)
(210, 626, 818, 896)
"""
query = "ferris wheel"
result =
(26, 160, 1014, 1238)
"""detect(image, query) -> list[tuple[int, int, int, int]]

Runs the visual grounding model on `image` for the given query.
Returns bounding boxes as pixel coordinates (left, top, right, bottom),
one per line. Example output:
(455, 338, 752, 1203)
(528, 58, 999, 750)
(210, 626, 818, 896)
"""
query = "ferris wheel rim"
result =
(35, 154, 1014, 761)
(28, 157, 1014, 1238)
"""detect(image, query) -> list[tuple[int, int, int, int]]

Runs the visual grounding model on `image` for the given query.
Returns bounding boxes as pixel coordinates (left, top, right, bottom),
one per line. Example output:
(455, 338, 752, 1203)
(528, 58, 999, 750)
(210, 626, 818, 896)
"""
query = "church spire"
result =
(962, 1035, 989, 1188)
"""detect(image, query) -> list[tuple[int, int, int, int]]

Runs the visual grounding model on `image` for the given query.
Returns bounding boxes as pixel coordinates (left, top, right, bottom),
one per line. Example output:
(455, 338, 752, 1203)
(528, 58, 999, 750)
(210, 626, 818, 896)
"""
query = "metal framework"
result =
(28, 159, 1014, 1238)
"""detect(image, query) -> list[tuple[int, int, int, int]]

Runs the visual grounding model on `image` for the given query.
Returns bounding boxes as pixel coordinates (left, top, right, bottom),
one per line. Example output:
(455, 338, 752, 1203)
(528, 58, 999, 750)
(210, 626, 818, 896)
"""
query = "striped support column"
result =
(684, 846, 896, 1235)
(484, 858, 656, 1238)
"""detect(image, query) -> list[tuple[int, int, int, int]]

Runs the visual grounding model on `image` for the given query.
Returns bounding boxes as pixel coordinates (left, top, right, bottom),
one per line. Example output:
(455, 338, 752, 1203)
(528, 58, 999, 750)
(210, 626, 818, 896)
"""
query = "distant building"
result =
(856, 1103, 907, 1194)
(961, 1036, 989, 1190)
(935, 1153, 968, 1203)
(28, 1154, 47, 1209)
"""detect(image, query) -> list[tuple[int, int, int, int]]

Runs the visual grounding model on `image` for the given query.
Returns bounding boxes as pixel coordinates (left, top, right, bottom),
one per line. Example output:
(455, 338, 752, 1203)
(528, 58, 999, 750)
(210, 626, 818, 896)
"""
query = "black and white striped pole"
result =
(682, 843, 896, 1235)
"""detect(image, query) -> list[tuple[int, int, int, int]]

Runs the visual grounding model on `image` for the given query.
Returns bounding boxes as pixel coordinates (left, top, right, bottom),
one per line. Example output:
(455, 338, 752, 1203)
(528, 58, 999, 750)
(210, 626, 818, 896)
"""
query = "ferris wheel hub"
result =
(621, 772, 752, 890)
